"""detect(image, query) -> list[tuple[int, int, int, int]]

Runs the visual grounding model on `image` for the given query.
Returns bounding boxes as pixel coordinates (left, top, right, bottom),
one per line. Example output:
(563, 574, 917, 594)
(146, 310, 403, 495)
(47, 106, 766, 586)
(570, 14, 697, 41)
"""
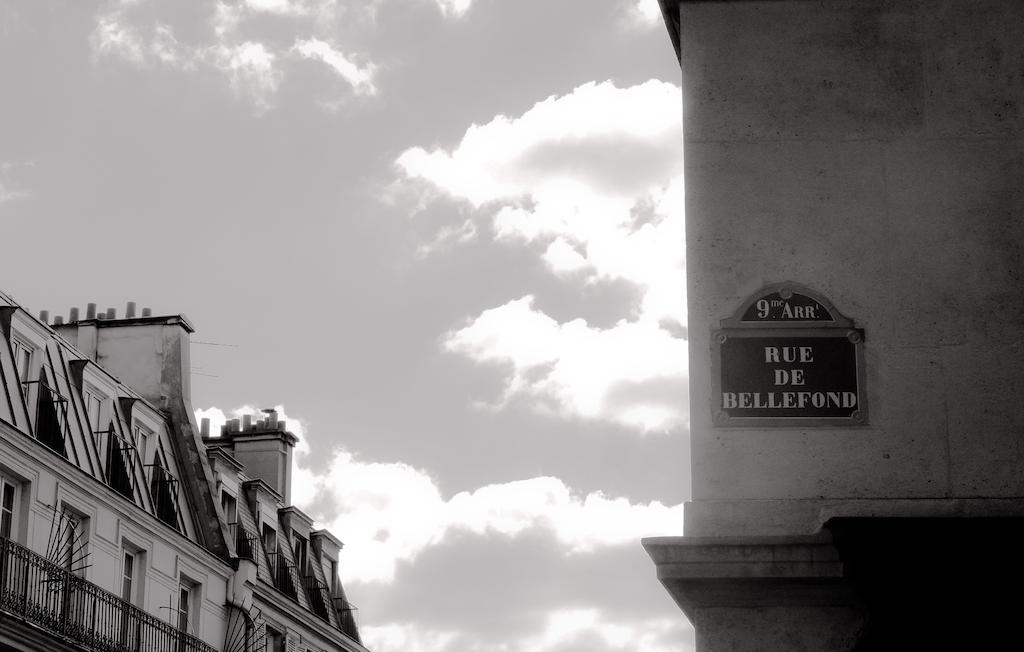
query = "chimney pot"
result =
(86, 303, 96, 319)
(126, 301, 137, 318)
(69, 307, 80, 322)
(242, 414, 252, 430)
(263, 409, 278, 428)
(106, 308, 116, 319)
(142, 307, 152, 317)
(54, 316, 64, 325)
(39, 310, 49, 323)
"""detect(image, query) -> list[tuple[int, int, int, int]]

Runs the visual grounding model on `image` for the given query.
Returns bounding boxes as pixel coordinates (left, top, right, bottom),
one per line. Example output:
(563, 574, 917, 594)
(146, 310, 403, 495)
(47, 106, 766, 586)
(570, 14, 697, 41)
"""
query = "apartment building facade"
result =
(0, 291, 368, 652)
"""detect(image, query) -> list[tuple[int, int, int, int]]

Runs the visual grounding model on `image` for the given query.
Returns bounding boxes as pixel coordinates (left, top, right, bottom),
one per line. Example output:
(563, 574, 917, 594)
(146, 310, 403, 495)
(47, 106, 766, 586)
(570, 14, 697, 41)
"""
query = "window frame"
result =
(10, 336, 34, 385)
(293, 531, 308, 573)
(177, 576, 201, 635)
(221, 491, 238, 524)
(83, 384, 107, 435)
(59, 504, 90, 577)
(121, 549, 136, 603)
(0, 476, 20, 540)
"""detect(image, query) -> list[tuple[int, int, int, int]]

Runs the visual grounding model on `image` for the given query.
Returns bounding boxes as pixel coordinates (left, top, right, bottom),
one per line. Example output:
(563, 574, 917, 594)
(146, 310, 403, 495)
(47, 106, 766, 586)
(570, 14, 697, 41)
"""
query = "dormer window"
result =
(132, 421, 153, 467)
(83, 385, 105, 433)
(11, 337, 33, 385)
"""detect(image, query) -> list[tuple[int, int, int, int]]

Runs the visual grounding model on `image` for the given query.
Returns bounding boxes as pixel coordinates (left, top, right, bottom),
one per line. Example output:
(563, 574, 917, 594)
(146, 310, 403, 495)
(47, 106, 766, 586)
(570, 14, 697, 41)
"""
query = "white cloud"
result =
(0, 162, 34, 206)
(305, 449, 683, 583)
(361, 623, 461, 652)
(209, 41, 282, 104)
(396, 80, 684, 432)
(243, 0, 310, 15)
(198, 405, 685, 584)
(89, 0, 376, 110)
(292, 37, 376, 95)
(625, 0, 663, 28)
(362, 612, 693, 652)
(0, 184, 30, 205)
(445, 295, 687, 432)
(433, 0, 473, 19)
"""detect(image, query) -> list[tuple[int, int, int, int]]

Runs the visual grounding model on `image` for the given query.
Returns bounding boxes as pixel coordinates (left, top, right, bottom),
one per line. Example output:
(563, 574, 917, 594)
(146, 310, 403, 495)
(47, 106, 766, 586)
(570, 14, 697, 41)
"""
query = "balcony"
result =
(0, 536, 217, 652)
(227, 523, 257, 562)
(265, 550, 297, 600)
(301, 573, 331, 622)
(333, 597, 361, 643)
(146, 463, 180, 530)
(96, 428, 136, 501)
(21, 380, 70, 458)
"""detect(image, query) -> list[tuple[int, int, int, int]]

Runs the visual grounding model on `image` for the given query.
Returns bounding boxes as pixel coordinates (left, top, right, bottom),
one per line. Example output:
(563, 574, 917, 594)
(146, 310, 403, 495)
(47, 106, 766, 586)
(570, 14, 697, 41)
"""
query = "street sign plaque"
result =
(712, 283, 866, 427)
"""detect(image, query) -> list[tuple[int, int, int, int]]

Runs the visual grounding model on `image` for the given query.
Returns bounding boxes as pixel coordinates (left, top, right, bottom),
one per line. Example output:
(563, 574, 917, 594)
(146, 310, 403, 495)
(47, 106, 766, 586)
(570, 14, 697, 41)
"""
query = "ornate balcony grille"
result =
(96, 427, 136, 500)
(227, 523, 257, 562)
(0, 537, 217, 652)
(333, 597, 361, 643)
(146, 463, 180, 530)
(265, 550, 297, 600)
(21, 380, 70, 458)
(301, 573, 331, 622)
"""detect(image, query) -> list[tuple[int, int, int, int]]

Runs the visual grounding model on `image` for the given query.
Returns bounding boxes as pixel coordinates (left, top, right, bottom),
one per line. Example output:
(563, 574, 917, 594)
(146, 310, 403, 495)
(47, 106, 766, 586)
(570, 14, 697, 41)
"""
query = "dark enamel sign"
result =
(712, 283, 866, 427)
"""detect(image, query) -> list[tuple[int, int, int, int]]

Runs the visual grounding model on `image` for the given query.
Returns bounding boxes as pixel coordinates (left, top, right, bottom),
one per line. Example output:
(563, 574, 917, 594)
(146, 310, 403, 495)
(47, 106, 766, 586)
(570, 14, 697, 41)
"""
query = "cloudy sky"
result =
(0, 0, 689, 649)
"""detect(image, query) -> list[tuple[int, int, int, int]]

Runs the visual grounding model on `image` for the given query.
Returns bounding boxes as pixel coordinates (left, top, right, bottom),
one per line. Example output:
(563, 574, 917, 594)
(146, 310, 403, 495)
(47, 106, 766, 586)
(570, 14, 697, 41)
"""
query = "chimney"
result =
(264, 408, 278, 429)
(126, 301, 137, 318)
(218, 407, 298, 503)
(54, 316, 64, 325)
(55, 306, 231, 559)
(200, 418, 210, 437)
(142, 307, 152, 317)
(86, 303, 96, 319)
(39, 310, 49, 323)
(106, 307, 116, 319)
(69, 307, 79, 322)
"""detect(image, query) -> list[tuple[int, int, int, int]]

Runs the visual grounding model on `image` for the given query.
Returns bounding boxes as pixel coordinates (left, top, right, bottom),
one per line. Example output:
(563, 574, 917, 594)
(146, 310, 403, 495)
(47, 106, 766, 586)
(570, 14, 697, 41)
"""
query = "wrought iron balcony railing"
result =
(301, 573, 331, 622)
(21, 380, 70, 458)
(146, 463, 180, 530)
(265, 550, 297, 600)
(333, 597, 361, 643)
(0, 536, 218, 652)
(227, 523, 258, 562)
(96, 428, 136, 501)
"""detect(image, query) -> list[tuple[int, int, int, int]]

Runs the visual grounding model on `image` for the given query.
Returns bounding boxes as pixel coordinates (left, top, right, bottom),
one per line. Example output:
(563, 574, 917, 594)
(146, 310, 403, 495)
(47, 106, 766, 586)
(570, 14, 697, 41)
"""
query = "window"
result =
(293, 532, 307, 572)
(262, 523, 277, 553)
(60, 507, 89, 576)
(0, 479, 18, 539)
(178, 585, 191, 631)
(329, 559, 338, 595)
(133, 422, 153, 466)
(266, 626, 285, 652)
(149, 451, 180, 529)
(221, 491, 237, 524)
(84, 387, 103, 433)
(11, 337, 33, 384)
(177, 579, 199, 634)
(121, 551, 136, 603)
